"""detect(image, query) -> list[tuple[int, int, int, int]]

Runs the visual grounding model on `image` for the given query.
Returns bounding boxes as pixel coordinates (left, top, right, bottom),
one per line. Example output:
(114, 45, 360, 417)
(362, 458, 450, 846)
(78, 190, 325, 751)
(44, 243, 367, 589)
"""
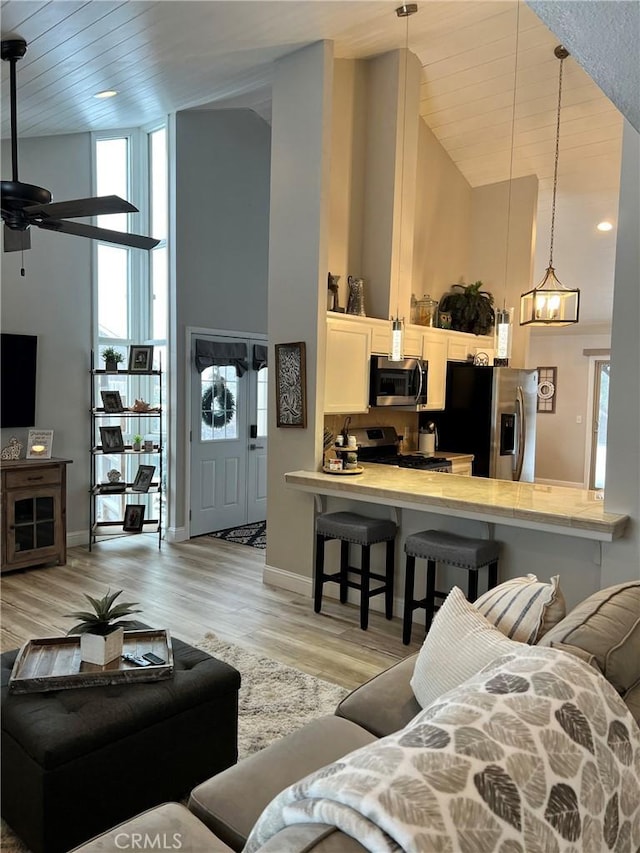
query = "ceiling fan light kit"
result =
(520, 45, 580, 327)
(1, 38, 159, 256)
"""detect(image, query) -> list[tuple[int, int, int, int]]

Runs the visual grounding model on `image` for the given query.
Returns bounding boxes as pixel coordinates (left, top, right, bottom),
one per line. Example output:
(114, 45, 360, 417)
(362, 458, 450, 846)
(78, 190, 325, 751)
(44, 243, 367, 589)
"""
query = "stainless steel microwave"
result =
(369, 356, 429, 411)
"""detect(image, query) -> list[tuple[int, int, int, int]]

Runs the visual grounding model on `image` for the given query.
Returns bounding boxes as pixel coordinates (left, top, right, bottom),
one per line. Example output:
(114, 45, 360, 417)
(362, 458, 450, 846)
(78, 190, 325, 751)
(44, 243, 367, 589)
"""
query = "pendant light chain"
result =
(502, 1, 520, 311)
(548, 48, 567, 269)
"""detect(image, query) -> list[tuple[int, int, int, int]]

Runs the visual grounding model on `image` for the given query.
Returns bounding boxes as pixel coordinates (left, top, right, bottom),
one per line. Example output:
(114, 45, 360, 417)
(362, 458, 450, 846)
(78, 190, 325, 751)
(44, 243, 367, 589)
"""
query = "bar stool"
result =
(314, 511, 397, 630)
(402, 529, 500, 644)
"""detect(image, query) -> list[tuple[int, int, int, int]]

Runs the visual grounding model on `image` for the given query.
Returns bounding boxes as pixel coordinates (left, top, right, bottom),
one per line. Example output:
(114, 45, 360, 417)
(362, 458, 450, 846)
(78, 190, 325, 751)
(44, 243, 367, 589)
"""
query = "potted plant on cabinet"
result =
(66, 589, 142, 665)
(438, 281, 495, 336)
(102, 347, 124, 373)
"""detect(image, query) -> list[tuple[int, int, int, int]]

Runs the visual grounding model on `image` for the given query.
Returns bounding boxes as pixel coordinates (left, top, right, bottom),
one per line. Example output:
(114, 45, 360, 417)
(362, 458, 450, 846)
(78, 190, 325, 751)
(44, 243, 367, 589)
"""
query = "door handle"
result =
(249, 444, 264, 450)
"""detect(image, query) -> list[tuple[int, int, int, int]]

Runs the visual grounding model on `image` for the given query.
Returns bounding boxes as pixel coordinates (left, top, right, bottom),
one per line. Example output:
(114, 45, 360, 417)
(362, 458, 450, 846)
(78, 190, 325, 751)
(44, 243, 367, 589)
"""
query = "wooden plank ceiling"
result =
(1, 1, 622, 326)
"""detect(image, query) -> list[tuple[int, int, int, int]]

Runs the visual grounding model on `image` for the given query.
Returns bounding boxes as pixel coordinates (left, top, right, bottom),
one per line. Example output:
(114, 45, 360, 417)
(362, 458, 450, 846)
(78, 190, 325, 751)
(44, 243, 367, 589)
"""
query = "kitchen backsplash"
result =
(324, 411, 420, 452)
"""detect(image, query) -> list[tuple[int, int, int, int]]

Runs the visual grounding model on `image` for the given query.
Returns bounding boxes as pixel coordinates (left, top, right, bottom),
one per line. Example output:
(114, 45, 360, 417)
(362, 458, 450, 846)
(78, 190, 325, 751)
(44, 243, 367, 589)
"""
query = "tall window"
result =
(93, 128, 168, 521)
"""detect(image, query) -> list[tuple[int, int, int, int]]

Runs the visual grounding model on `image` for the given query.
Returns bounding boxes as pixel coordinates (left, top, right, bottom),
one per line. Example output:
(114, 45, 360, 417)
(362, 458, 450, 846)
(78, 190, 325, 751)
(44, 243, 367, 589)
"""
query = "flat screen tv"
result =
(1, 333, 38, 428)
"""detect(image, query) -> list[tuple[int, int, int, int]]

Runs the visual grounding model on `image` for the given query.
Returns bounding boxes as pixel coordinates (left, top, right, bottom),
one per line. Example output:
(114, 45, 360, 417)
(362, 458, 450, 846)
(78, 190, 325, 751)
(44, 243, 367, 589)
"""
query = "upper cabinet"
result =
(324, 316, 371, 414)
(421, 329, 447, 410)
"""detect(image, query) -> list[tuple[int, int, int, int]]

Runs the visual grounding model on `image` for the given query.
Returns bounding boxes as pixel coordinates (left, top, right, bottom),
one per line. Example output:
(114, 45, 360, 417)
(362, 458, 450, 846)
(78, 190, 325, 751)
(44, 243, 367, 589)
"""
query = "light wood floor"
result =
(1, 536, 422, 690)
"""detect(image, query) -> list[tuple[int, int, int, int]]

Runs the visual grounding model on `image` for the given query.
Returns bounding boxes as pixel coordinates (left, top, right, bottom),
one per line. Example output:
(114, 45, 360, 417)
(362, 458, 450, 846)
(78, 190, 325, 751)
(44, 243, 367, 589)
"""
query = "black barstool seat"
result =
(402, 529, 500, 644)
(314, 511, 397, 631)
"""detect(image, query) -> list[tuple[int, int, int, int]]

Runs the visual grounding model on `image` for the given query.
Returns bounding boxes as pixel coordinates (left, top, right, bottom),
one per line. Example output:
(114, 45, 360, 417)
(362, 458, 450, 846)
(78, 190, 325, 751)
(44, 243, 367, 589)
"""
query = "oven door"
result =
(369, 357, 428, 408)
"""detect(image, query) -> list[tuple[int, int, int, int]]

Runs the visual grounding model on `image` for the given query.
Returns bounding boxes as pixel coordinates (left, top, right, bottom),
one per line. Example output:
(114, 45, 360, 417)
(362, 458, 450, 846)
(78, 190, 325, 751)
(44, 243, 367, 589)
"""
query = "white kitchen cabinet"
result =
(421, 329, 447, 410)
(447, 331, 494, 362)
(370, 319, 420, 356)
(324, 317, 371, 414)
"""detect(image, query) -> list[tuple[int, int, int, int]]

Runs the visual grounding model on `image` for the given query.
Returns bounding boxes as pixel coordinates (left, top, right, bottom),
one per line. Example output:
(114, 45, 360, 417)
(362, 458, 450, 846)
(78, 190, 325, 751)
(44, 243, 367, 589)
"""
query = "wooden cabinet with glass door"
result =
(89, 350, 163, 549)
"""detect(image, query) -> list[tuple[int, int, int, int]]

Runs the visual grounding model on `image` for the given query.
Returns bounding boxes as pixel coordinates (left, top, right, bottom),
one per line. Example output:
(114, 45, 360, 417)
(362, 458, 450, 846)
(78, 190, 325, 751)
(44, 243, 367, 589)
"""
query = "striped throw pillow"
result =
(474, 574, 566, 643)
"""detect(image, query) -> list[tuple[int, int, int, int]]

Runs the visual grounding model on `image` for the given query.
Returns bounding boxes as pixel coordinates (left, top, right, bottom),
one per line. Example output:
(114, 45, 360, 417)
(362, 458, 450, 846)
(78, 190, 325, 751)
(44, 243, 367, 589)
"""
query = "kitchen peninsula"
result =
(285, 466, 628, 542)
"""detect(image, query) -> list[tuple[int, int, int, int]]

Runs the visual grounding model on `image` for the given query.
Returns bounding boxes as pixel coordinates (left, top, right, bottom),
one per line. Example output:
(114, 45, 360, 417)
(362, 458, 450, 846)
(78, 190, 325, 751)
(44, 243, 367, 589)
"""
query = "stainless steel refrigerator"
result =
(427, 362, 538, 481)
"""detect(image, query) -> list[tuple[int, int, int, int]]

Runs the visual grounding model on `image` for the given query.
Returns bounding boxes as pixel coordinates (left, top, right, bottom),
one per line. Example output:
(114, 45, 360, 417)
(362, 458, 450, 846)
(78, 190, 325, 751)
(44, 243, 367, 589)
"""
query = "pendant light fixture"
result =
(494, 1, 521, 367)
(520, 45, 580, 327)
(389, 2, 417, 361)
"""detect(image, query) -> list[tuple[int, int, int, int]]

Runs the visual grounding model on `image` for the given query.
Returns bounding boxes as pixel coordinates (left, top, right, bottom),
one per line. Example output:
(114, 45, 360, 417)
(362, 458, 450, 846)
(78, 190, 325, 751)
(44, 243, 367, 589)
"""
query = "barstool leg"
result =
(340, 540, 349, 603)
(467, 568, 478, 602)
(402, 555, 416, 645)
(425, 559, 437, 631)
(360, 545, 371, 630)
(314, 534, 325, 614)
(384, 539, 395, 619)
(488, 560, 498, 590)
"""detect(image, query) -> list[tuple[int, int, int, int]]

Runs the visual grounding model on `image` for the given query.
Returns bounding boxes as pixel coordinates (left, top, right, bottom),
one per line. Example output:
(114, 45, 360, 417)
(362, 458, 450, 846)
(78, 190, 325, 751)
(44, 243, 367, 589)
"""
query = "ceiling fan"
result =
(1, 37, 159, 254)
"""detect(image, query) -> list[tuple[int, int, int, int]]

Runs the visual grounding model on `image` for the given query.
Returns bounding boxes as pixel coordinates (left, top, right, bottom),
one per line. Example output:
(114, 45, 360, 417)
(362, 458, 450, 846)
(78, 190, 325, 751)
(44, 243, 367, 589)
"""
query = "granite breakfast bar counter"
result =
(284, 465, 628, 542)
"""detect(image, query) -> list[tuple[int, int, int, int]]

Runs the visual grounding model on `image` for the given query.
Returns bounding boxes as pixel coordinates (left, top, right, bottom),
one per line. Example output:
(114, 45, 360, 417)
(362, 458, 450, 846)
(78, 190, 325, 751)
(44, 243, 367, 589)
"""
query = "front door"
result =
(190, 334, 268, 536)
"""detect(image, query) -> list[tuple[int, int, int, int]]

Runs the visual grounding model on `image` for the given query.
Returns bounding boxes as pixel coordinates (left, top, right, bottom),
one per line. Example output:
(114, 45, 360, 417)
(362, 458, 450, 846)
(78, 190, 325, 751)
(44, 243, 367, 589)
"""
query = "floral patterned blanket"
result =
(244, 647, 640, 853)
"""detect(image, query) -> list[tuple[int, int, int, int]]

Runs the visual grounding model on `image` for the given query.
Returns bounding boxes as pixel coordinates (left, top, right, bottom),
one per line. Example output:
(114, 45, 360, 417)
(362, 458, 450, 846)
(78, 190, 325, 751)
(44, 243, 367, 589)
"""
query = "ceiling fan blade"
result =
(23, 195, 138, 220)
(37, 219, 159, 250)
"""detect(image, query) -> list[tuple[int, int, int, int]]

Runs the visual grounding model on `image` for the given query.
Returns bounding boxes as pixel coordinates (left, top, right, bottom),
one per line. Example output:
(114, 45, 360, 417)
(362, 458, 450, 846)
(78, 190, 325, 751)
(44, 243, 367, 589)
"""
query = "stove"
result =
(351, 426, 452, 473)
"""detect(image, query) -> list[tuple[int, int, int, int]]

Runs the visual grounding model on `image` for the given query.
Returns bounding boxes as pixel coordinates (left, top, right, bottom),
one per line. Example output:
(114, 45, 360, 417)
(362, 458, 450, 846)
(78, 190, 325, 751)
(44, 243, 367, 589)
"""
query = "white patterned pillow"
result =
(474, 573, 566, 643)
(410, 586, 524, 708)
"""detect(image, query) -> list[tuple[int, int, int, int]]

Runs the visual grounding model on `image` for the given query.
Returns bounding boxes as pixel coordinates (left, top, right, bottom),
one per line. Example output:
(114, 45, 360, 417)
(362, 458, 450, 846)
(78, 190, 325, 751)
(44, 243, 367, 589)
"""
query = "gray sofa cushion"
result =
(188, 715, 377, 851)
(336, 653, 420, 737)
(70, 803, 234, 852)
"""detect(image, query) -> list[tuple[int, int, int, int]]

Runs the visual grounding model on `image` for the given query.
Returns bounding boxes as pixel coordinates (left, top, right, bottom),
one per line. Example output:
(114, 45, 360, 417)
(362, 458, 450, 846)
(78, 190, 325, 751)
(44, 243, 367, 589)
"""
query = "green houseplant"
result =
(132, 433, 143, 451)
(102, 347, 124, 373)
(438, 281, 495, 336)
(67, 589, 142, 665)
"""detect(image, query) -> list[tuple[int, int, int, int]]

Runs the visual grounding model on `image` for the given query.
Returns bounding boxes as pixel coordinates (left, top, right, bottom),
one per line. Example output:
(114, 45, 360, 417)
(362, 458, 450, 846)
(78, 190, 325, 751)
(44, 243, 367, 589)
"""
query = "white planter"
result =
(80, 627, 124, 665)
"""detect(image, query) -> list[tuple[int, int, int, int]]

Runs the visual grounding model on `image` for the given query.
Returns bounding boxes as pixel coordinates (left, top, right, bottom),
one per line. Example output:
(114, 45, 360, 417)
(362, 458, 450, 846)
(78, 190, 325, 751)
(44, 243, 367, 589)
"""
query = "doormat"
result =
(208, 520, 266, 549)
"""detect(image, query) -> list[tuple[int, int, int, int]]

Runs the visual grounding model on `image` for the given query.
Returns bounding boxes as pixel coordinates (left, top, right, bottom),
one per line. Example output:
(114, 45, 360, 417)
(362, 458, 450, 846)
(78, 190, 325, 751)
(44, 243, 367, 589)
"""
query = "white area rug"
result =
(1, 635, 348, 852)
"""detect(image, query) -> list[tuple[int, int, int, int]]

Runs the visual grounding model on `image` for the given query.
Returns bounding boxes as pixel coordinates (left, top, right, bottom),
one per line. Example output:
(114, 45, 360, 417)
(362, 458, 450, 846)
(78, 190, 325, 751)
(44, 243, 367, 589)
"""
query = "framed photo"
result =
(123, 503, 146, 532)
(26, 429, 54, 459)
(100, 390, 124, 413)
(128, 345, 154, 373)
(132, 464, 155, 493)
(275, 342, 307, 428)
(99, 425, 125, 453)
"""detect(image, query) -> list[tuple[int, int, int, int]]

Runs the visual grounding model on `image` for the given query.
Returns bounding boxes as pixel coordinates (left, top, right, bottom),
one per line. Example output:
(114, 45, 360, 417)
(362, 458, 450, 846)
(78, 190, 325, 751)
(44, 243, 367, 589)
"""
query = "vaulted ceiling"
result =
(1, 1, 627, 326)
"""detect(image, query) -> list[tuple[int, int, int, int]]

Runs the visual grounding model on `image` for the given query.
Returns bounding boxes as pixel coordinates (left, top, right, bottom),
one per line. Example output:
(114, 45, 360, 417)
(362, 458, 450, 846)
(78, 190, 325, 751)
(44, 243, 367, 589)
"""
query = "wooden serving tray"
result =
(8, 629, 174, 694)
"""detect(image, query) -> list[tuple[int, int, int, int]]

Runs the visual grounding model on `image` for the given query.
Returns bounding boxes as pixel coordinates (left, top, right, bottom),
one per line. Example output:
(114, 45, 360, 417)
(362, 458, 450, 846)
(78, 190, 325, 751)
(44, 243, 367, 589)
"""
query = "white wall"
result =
(265, 41, 334, 588)
(527, 332, 610, 485)
(470, 176, 538, 368)
(171, 109, 271, 532)
(412, 120, 471, 305)
(601, 121, 640, 582)
(1, 134, 92, 542)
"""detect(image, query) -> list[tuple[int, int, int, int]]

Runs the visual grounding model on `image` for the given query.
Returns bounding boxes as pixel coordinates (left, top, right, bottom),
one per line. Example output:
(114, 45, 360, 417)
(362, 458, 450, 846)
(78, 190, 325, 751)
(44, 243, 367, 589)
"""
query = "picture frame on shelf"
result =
(123, 504, 145, 532)
(128, 345, 154, 373)
(99, 425, 125, 453)
(274, 341, 307, 429)
(26, 429, 54, 459)
(100, 390, 124, 413)
(132, 464, 155, 493)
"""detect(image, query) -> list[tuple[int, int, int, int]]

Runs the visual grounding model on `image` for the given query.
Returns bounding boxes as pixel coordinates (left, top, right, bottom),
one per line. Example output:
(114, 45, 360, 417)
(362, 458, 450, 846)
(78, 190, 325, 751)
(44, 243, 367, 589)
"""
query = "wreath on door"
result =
(202, 380, 235, 429)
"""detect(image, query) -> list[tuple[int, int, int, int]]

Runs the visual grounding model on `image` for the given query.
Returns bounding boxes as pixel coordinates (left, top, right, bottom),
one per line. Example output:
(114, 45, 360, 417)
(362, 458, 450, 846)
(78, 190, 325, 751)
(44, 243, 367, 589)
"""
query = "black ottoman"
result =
(1, 633, 241, 853)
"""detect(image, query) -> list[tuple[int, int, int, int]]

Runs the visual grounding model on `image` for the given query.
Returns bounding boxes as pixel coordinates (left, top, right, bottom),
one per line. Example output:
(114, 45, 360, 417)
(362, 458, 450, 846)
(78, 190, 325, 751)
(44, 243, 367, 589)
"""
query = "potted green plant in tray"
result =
(67, 589, 142, 666)
(438, 281, 495, 336)
(102, 347, 124, 373)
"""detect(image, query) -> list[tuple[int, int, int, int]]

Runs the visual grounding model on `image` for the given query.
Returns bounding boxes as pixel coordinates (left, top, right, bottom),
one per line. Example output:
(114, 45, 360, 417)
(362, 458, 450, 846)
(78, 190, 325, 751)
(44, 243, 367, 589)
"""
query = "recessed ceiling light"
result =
(94, 90, 118, 99)
(597, 221, 614, 232)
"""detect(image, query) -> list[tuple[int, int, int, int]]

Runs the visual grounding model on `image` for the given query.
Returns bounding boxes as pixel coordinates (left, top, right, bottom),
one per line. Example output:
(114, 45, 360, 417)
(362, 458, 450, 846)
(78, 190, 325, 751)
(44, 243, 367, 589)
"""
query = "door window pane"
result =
(200, 366, 238, 441)
(257, 368, 268, 437)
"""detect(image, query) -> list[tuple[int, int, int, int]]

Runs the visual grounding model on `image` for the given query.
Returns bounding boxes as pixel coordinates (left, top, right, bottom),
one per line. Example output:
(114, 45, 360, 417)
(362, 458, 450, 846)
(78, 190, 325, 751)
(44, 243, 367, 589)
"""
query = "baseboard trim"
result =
(166, 526, 188, 543)
(263, 564, 312, 597)
(67, 530, 88, 548)
(262, 564, 426, 627)
(535, 478, 585, 489)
